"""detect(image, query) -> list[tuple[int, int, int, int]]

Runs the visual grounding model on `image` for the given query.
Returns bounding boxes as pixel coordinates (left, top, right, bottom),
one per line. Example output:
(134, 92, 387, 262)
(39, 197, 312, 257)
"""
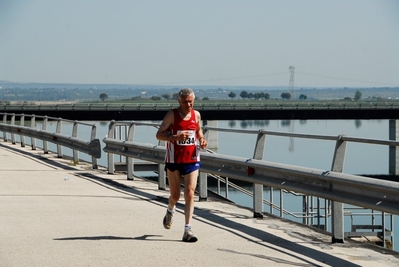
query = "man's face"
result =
(178, 94, 195, 113)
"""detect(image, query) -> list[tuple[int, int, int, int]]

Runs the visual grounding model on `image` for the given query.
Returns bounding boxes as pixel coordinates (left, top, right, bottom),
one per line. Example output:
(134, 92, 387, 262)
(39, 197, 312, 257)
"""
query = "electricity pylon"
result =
(289, 66, 295, 99)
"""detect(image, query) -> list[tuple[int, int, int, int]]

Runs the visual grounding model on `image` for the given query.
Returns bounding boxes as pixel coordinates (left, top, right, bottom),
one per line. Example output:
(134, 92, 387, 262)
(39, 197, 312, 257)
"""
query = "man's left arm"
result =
(196, 111, 207, 149)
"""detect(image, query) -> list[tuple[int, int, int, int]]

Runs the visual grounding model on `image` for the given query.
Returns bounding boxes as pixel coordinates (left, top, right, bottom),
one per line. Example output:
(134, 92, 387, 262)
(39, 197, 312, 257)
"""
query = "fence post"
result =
(389, 119, 399, 175)
(2, 113, 7, 141)
(252, 130, 266, 218)
(20, 114, 25, 147)
(126, 122, 135, 180)
(197, 129, 212, 200)
(158, 139, 166, 190)
(107, 121, 116, 174)
(30, 115, 36, 150)
(331, 135, 347, 244)
(72, 121, 79, 163)
(198, 171, 207, 201)
(42, 116, 49, 153)
(56, 118, 63, 158)
(90, 124, 98, 169)
(11, 114, 16, 144)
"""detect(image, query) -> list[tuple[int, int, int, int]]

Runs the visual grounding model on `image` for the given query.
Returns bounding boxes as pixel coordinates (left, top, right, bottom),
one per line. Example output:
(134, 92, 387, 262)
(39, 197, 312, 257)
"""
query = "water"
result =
(216, 119, 389, 175)
(26, 118, 397, 250)
(29, 119, 390, 176)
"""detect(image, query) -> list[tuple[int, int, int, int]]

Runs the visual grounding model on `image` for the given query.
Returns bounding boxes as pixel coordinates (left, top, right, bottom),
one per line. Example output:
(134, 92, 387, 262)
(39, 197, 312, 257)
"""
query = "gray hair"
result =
(178, 88, 195, 99)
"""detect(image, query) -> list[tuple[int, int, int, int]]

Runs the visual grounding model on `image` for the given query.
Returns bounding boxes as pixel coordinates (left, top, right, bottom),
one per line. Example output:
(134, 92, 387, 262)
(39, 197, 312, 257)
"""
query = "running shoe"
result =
(163, 210, 173, 229)
(182, 229, 198, 242)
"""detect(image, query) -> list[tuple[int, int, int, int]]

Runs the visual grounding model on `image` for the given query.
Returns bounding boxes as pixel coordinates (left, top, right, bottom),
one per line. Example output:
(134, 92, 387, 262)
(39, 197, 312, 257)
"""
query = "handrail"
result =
(1, 114, 395, 247)
(208, 172, 301, 218)
(0, 113, 101, 168)
(205, 125, 399, 146)
(102, 120, 399, 247)
(102, 139, 399, 215)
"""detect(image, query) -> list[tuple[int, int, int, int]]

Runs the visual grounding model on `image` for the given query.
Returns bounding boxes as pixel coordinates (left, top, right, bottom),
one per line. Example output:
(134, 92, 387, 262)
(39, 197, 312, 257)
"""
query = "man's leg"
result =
(183, 169, 199, 225)
(162, 169, 181, 229)
(181, 169, 199, 242)
(167, 169, 182, 210)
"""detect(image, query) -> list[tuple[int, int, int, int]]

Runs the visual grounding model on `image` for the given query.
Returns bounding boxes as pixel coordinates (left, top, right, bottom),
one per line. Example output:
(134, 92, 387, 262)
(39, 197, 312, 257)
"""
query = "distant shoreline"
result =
(0, 82, 398, 102)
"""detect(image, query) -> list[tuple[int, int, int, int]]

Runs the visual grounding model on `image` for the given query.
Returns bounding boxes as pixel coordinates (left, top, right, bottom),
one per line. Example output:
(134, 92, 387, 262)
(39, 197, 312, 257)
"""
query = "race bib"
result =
(177, 130, 196, 146)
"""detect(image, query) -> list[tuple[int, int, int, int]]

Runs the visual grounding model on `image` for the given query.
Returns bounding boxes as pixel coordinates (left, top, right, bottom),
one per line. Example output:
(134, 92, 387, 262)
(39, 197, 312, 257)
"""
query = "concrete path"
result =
(1, 140, 399, 267)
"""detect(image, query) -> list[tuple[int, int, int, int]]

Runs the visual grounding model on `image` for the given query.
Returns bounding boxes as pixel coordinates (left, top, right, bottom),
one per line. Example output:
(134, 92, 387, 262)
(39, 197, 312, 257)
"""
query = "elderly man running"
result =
(156, 88, 207, 242)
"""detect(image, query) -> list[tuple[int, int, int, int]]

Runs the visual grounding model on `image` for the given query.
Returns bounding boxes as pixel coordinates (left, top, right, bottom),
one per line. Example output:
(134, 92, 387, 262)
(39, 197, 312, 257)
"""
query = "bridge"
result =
(2, 101, 399, 120)
(3, 140, 399, 266)
(2, 112, 399, 250)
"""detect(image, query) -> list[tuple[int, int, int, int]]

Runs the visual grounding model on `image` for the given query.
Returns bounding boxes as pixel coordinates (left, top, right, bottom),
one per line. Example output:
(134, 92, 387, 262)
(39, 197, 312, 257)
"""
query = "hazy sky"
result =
(1, 0, 398, 88)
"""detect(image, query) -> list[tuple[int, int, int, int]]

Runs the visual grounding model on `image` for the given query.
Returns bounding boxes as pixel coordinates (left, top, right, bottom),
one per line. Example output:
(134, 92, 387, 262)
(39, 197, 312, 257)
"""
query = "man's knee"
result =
(170, 191, 180, 202)
(184, 189, 195, 202)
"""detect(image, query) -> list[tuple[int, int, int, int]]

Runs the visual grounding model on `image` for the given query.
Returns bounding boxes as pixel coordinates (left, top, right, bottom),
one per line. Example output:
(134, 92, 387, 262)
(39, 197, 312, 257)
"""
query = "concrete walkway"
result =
(1, 140, 399, 267)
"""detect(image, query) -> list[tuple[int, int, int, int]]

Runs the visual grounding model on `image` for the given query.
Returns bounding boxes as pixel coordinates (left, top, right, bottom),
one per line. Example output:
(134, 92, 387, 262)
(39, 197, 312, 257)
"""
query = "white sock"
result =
(167, 207, 175, 213)
(184, 224, 192, 231)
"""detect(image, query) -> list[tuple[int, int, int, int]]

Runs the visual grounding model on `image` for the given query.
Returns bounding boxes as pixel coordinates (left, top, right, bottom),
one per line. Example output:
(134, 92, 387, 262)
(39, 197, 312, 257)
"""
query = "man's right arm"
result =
(156, 110, 174, 141)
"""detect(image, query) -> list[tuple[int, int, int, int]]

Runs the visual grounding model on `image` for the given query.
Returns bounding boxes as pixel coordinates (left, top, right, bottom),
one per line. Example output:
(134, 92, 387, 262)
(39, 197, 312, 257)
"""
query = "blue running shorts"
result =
(165, 162, 201, 175)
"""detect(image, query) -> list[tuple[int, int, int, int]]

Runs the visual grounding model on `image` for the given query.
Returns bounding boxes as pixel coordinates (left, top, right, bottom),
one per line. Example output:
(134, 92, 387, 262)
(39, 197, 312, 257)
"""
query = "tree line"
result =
(99, 90, 363, 102)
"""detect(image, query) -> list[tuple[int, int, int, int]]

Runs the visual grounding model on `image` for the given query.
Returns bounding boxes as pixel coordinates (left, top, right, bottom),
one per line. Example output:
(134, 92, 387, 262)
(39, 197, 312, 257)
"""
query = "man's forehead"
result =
(180, 95, 194, 101)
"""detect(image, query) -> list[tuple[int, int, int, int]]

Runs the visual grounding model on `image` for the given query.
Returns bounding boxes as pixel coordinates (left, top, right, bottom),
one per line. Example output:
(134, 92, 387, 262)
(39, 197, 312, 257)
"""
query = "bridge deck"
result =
(1, 141, 399, 266)
(2, 103, 399, 120)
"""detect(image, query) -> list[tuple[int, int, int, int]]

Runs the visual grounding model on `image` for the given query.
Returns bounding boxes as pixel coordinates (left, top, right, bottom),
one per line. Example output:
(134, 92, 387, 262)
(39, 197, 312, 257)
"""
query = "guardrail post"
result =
(158, 163, 166, 190)
(198, 126, 209, 201)
(199, 171, 207, 201)
(72, 121, 79, 163)
(30, 115, 37, 150)
(331, 135, 347, 244)
(20, 114, 25, 147)
(11, 114, 16, 144)
(126, 123, 135, 180)
(2, 114, 7, 141)
(389, 119, 399, 175)
(56, 118, 63, 158)
(107, 121, 116, 174)
(252, 130, 266, 218)
(42, 116, 49, 153)
(196, 127, 212, 200)
(90, 125, 98, 169)
(158, 140, 166, 190)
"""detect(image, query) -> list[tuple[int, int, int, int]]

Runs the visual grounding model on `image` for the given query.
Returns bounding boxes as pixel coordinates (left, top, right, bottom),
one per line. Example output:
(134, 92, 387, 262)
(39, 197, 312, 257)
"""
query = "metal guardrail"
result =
(103, 135, 399, 214)
(0, 113, 101, 168)
(2, 112, 397, 248)
(103, 120, 399, 248)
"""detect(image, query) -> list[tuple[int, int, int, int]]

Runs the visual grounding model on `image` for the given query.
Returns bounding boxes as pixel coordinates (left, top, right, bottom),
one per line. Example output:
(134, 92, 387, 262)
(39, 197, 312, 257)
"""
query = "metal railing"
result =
(2, 113, 397, 248)
(103, 120, 399, 248)
(0, 113, 101, 168)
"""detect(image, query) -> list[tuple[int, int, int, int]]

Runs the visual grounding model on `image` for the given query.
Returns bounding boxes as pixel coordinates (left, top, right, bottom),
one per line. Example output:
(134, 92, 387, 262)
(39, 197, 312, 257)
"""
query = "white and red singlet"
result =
(165, 109, 200, 164)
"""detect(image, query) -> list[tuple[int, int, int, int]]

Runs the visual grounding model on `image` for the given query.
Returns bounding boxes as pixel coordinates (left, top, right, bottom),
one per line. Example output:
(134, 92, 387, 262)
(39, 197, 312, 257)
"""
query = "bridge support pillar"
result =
(389, 120, 399, 175)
